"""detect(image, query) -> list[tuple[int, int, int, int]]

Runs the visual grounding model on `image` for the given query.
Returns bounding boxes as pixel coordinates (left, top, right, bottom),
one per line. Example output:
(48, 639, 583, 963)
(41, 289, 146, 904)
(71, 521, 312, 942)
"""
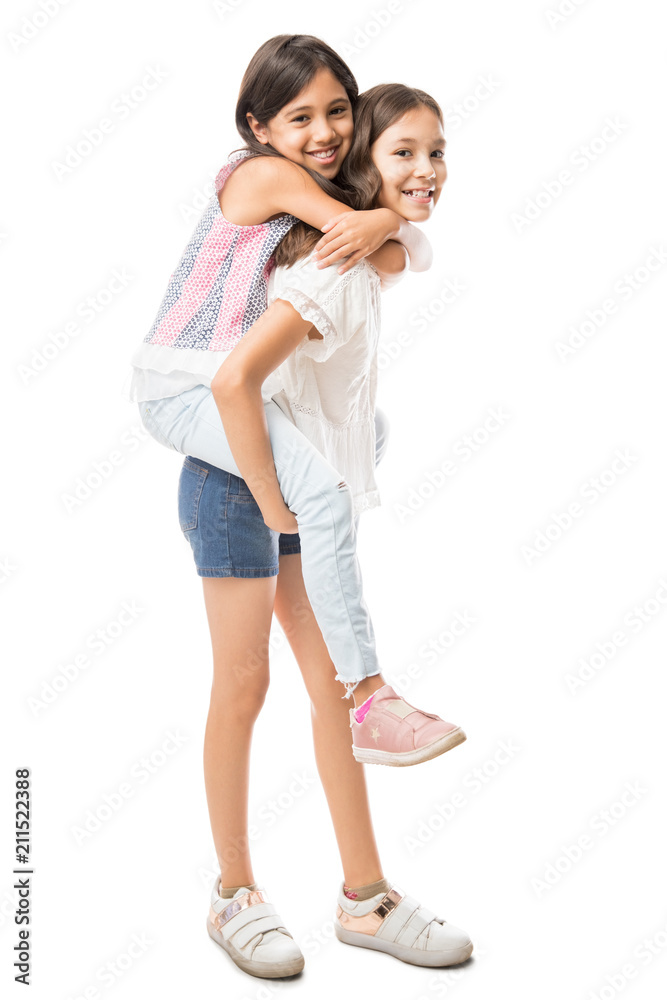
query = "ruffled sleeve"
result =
(269, 255, 376, 363)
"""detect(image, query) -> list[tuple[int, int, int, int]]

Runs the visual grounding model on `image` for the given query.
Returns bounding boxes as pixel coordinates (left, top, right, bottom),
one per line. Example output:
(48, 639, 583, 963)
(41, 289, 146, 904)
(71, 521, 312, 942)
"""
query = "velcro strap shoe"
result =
(207, 877, 304, 978)
(334, 881, 473, 966)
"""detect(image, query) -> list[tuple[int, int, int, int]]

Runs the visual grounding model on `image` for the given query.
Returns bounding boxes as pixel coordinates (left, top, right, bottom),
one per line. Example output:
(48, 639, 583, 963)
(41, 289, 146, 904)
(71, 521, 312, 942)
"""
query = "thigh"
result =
(143, 386, 244, 476)
(202, 576, 277, 703)
(146, 387, 345, 506)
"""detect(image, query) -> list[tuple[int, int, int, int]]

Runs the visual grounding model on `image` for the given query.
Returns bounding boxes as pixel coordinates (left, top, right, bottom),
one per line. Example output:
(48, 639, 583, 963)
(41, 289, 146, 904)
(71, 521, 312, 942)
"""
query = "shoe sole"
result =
(334, 921, 473, 966)
(352, 727, 466, 766)
(206, 917, 305, 978)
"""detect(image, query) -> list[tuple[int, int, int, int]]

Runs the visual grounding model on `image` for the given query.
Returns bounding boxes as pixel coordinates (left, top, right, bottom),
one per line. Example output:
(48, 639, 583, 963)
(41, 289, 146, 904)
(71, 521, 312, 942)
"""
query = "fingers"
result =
(315, 243, 355, 269)
(314, 228, 343, 254)
(337, 251, 364, 274)
(315, 213, 351, 246)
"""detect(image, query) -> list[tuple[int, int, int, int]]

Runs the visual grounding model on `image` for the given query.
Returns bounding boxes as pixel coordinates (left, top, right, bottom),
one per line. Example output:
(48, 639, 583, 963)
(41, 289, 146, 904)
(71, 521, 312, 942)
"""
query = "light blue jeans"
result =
(139, 385, 389, 698)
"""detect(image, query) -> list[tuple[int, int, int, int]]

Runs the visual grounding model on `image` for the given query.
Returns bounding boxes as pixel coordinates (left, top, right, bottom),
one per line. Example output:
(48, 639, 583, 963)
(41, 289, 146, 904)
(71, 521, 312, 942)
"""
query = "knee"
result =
(210, 673, 269, 723)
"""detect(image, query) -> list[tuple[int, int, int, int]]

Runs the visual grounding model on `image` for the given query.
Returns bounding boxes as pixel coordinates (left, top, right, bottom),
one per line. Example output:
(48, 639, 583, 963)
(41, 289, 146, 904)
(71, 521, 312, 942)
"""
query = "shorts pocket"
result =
(227, 473, 259, 505)
(178, 457, 209, 531)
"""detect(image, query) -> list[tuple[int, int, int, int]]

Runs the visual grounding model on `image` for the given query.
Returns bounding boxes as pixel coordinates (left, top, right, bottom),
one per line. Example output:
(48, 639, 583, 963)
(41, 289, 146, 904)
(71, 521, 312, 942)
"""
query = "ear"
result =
(246, 112, 270, 145)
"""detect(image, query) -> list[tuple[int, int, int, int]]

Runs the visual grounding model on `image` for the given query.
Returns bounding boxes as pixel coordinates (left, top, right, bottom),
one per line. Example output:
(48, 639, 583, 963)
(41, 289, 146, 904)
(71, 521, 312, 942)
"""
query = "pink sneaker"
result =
(349, 684, 466, 766)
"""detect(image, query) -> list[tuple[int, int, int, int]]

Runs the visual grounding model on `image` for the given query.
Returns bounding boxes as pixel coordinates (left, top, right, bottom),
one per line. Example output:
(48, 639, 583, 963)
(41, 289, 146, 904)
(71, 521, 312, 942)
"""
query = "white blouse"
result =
(261, 253, 382, 515)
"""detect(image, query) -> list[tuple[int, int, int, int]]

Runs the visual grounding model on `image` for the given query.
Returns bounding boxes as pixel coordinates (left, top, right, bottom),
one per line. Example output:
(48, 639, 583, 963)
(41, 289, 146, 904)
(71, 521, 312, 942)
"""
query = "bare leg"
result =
(201, 575, 277, 888)
(273, 552, 384, 887)
(351, 673, 387, 705)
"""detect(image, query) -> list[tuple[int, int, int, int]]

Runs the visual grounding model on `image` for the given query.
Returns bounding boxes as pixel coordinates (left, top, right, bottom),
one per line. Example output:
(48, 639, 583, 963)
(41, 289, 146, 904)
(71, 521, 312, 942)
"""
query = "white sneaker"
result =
(206, 877, 304, 978)
(334, 881, 473, 967)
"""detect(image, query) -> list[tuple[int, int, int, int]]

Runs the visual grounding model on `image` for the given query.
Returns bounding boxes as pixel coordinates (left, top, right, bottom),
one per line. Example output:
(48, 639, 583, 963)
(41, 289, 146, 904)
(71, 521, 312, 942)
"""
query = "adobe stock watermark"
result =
(415, 949, 486, 1000)
(520, 448, 638, 566)
(231, 583, 334, 683)
(0, 885, 20, 930)
(545, 0, 592, 29)
(63, 932, 153, 999)
(27, 600, 145, 716)
(300, 912, 339, 959)
(51, 66, 168, 180)
(393, 406, 511, 524)
(378, 277, 466, 372)
(389, 611, 477, 697)
(70, 730, 189, 846)
(530, 781, 648, 898)
(196, 771, 318, 888)
(337, 0, 418, 58)
(60, 422, 152, 514)
(18, 268, 134, 385)
(444, 75, 501, 132)
(565, 577, 667, 694)
(8, 0, 74, 53)
(554, 245, 667, 361)
(403, 740, 520, 856)
(584, 914, 667, 1000)
(211, 0, 250, 16)
(178, 174, 218, 223)
(0, 556, 17, 586)
(511, 117, 628, 233)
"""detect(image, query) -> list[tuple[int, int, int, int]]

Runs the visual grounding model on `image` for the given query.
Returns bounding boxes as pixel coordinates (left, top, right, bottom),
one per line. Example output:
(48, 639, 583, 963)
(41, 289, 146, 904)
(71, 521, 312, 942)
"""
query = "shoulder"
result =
(219, 153, 305, 226)
(228, 153, 309, 190)
(220, 155, 311, 209)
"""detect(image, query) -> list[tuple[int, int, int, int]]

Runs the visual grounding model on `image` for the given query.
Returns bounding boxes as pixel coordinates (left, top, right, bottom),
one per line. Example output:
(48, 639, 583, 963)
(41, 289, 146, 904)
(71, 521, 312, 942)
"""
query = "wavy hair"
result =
(337, 84, 444, 211)
(231, 34, 358, 267)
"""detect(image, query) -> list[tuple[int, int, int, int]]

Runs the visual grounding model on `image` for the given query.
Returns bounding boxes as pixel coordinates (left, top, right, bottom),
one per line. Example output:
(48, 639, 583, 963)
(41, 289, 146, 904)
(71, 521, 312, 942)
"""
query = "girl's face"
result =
(247, 66, 354, 178)
(370, 107, 447, 221)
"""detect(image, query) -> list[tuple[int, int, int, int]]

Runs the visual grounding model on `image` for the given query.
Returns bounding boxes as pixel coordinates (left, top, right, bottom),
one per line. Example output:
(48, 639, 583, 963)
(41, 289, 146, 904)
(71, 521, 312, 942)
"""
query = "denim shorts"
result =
(177, 408, 389, 579)
(178, 456, 301, 578)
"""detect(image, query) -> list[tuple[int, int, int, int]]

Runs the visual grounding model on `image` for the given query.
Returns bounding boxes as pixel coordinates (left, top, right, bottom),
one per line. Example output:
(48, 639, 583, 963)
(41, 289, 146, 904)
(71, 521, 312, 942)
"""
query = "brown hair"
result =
(232, 34, 358, 267)
(337, 84, 444, 211)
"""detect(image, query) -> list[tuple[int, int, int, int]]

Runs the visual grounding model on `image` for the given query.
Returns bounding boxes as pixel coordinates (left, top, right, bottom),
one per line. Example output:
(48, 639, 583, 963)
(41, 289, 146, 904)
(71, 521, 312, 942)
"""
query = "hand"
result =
(312, 209, 399, 274)
(262, 499, 299, 535)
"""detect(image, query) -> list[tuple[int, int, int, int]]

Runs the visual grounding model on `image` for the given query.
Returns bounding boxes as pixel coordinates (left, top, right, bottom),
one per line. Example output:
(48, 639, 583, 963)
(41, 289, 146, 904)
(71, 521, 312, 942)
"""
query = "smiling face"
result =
(370, 107, 447, 220)
(246, 66, 354, 178)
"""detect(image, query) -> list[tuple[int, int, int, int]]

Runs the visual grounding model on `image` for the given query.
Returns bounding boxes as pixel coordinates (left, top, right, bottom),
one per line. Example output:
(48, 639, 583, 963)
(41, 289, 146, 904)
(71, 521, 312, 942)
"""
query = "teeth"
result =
(310, 148, 336, 158)
(404, 189, 432, 198)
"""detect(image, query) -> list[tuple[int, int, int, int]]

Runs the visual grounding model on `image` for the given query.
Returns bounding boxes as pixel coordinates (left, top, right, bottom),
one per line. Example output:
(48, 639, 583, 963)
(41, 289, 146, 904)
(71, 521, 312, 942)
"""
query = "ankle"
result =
(218, 880, 258, 898)
(352, 675, 385, 708)
(343, 875, 390, 901)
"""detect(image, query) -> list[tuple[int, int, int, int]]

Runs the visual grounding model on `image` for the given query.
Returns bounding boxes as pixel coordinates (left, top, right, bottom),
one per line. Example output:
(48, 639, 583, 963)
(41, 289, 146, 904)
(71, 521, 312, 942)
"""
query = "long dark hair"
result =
(338, 84, 444, 211)
(232, 34, 358, 267)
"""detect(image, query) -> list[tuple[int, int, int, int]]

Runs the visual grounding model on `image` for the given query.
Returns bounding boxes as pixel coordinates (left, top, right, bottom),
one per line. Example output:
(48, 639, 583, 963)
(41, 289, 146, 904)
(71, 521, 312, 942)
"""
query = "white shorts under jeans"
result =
(139, 384, 389, 698)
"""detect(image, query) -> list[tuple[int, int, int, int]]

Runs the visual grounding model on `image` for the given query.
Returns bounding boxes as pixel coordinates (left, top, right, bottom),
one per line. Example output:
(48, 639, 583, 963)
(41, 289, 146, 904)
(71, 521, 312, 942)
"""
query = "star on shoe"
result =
(370, 726, 381, 743)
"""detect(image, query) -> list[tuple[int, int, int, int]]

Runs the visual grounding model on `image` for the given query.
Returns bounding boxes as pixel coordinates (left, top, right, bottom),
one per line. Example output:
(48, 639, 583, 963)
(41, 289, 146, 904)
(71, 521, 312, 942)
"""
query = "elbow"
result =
(409, 250, 433, 274)
(211, 367, 250, 405)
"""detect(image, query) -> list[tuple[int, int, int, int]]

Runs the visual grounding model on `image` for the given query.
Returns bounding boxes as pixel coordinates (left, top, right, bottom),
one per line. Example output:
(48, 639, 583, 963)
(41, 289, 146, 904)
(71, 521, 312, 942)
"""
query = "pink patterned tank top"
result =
(122, 148, 299, 402)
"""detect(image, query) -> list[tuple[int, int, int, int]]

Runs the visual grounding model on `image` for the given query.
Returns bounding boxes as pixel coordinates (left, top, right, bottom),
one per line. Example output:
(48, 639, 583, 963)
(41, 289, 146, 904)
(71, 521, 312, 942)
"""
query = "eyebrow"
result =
(394, 137, 447, 147)
(286, 97, 351, 114)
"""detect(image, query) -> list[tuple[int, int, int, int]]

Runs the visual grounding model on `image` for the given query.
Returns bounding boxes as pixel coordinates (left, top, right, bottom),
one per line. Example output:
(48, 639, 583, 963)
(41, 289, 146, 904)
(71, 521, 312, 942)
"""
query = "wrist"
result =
(382, 207, 402, 240)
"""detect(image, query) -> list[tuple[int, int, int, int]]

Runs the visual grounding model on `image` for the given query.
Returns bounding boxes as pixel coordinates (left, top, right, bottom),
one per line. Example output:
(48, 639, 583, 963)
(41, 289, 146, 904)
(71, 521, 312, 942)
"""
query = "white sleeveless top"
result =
(261, 253, 382, 515)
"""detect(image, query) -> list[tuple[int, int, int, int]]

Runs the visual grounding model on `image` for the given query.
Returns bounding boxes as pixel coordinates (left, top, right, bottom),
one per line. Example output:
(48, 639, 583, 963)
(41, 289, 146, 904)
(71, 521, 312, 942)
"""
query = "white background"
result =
(2, 1, 666, 998)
